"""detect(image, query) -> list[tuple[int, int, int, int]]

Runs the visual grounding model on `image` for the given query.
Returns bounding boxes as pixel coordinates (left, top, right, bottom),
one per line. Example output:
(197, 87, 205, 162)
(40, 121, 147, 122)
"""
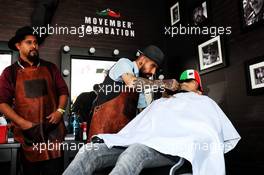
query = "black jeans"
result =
(22, 154, 63, 175)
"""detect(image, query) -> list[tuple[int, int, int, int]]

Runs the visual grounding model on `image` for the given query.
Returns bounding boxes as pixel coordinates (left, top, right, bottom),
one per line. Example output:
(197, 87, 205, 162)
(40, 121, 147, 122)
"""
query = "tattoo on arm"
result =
(133, 77, 180, 91)
(122, 73, 180, 91)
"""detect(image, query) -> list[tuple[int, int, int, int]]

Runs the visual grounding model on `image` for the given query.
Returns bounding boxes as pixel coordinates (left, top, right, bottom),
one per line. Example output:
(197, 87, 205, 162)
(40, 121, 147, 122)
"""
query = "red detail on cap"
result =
(194, 71, 203, 91)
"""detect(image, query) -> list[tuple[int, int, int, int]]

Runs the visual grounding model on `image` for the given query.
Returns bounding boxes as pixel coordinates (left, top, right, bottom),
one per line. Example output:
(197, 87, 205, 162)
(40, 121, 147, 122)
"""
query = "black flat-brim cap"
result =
(8, 26, 42, 51)
(138, 45, 165, 68)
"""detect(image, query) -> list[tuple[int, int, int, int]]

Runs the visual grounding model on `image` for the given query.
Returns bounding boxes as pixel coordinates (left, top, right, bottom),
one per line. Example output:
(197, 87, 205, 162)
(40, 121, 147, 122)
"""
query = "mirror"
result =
(61, 46, 131, 123)
(71, 58, 116, 101)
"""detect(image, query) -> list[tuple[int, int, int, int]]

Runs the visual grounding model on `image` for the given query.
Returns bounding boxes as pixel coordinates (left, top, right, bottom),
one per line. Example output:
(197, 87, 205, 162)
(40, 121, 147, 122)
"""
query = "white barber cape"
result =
(97, 92, 241, 175)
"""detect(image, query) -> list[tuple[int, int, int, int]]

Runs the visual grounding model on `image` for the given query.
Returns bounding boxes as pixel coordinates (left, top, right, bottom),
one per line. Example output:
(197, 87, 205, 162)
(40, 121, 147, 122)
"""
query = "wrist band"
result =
(57, 108, 65, 114)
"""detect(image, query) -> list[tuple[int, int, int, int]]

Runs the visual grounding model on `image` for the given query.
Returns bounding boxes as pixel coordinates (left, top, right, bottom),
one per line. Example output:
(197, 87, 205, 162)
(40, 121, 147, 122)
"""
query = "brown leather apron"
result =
(88, 91, 139, 140)
(13, 65, 66, 162)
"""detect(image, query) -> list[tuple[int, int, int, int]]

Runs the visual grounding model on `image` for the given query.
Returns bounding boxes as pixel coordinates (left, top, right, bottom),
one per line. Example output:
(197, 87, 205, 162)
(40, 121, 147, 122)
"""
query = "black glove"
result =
(22, 123, 58, 146)
(22, 124, 44, 146)
(43, 123, 57, 141)
(91, 136, 104, 143)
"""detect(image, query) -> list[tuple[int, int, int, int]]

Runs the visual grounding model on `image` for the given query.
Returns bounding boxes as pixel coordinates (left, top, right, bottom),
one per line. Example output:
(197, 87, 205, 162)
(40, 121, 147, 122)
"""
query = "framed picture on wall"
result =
(245, 56, 264, 95)
(198, 36, 226, 74)
(241, 0, 264, 29)
(190, 0, 210, 26)
(170, 2, 180, 25)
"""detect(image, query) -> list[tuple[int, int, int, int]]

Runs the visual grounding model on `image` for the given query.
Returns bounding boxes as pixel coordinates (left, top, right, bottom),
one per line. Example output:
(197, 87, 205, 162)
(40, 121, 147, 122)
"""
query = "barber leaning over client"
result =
(64, 69, 241, 175)
(88, 45, 179, 140)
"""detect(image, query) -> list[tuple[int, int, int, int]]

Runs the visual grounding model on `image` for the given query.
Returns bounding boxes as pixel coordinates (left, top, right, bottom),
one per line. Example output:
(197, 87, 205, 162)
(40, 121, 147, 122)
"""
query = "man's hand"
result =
(0, 103, 35, 130)
(20, 120, 34, 130)
(161, 79, 180, 91)
(121, 73, 180, 91)
(46, 111, 62, 124)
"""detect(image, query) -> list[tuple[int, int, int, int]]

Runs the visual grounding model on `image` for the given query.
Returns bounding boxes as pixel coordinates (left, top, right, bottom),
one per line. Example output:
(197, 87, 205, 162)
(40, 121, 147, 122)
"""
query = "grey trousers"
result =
(63, 143, 178, 175)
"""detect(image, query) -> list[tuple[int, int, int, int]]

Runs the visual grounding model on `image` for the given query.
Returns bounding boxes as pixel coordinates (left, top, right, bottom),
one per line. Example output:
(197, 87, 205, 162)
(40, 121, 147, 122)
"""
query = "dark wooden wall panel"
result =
(164, 0, 264, 173)
(0, 0, 166, 67)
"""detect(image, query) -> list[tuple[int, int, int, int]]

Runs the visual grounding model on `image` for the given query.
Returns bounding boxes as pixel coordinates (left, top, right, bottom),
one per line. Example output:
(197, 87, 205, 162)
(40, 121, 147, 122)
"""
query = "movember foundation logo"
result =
(96, 8, 121, 18)
(32, 8, 135, 38)
(83, 8, 135, 37)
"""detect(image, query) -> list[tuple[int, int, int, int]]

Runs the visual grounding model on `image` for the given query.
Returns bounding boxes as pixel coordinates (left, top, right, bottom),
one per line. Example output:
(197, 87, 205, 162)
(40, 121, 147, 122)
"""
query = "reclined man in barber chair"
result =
(63, 69, 241, 175)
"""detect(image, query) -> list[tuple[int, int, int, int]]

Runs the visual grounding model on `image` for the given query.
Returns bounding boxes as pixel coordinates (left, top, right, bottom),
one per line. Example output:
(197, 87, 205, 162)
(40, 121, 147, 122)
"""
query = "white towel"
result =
(98, 92, 241, 175)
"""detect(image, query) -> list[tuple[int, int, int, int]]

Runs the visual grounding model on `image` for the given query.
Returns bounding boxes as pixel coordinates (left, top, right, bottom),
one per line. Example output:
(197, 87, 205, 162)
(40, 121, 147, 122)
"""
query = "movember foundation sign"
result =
(32, 8, 135, 38)
(85, 8, 135, 37)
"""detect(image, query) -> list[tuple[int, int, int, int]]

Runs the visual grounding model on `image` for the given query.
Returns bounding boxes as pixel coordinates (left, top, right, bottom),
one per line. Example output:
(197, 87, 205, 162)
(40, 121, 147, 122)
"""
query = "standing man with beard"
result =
(0, 26, 69, 175)
(88, 45, 179, 140)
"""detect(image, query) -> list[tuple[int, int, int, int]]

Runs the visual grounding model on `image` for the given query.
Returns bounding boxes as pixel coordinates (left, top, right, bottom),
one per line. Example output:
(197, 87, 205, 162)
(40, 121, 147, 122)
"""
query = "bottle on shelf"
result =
(81, 122, 87, 142)
(72, 112, 80, 141)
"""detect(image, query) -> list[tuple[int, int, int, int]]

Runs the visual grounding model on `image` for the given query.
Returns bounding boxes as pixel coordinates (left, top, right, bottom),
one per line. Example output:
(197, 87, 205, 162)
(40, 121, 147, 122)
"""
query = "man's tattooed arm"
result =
(121, 73, 180, 91)
(133, 77, 180, 91)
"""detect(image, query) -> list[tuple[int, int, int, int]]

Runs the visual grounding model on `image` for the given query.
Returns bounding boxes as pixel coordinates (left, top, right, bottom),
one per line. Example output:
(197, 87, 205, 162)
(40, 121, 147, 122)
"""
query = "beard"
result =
(139, 67, 152, 78)
(27, 49, 39, 62)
